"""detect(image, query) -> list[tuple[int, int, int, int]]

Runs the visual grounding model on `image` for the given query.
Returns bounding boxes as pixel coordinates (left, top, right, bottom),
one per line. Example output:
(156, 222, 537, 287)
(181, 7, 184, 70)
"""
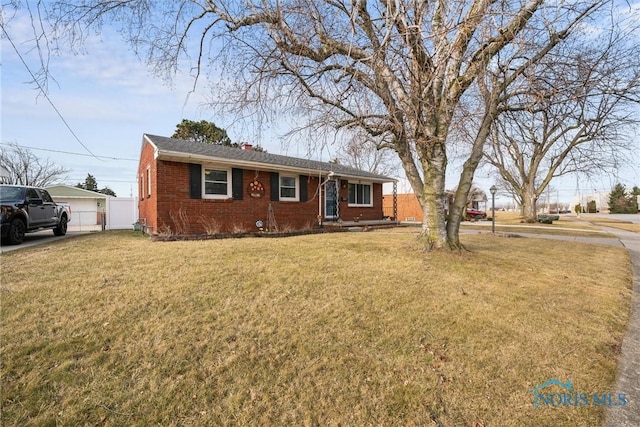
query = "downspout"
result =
(318, 172, 322, 227)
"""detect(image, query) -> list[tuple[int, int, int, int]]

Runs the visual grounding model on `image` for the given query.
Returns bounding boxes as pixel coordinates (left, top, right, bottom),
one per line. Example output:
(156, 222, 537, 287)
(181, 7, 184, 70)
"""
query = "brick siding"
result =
(138, 141, 385, 234)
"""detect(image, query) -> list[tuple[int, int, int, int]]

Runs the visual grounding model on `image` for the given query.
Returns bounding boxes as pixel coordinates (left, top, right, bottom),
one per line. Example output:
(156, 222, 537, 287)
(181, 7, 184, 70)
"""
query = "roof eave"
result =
(156, 150, 394, 183)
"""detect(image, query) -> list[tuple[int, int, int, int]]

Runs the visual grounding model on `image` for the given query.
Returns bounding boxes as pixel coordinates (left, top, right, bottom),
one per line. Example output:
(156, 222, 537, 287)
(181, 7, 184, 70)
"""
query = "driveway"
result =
(0, 227, 100, 253)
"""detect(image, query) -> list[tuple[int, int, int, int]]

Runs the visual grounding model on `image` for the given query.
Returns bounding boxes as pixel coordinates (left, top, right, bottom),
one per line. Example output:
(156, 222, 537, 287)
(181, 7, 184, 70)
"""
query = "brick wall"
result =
(383, 193, 423, 222)
(382, 192, 457, 222)
(137, 141, 157, 230)
(138, 141, 386, 234)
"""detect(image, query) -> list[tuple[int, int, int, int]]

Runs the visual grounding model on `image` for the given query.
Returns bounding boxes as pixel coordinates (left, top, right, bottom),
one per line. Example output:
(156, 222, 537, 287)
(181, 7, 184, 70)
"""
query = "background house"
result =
(383, 192, 458, 222)
(138, 134, 395, 234)
(0, 165, 10, 184)
(571, 191, 611, 213)
(47, 185, 138, 230)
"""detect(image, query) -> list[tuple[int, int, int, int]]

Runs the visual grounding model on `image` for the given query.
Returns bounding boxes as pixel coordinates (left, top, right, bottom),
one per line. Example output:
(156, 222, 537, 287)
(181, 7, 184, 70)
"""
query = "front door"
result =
(38, 189, 58, 226)
(324, 180, 338, 219)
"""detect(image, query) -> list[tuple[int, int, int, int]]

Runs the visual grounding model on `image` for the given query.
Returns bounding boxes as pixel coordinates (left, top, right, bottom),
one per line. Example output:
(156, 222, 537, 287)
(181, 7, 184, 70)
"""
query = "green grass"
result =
(0, 230, 633, 426)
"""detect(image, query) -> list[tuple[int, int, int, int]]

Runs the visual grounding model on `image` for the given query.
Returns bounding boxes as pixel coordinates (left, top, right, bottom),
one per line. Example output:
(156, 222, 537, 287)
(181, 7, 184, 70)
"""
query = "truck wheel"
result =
(53, 215, 68, 236)
(7, 218, 26, 245)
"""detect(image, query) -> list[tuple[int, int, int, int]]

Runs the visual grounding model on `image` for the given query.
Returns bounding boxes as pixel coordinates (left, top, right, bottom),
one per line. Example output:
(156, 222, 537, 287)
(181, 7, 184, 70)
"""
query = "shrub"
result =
(198, 216, 222, 235)
(157, 225, 173, 236)
(169, 208, 190, 235)
(231, 223, 249, 234)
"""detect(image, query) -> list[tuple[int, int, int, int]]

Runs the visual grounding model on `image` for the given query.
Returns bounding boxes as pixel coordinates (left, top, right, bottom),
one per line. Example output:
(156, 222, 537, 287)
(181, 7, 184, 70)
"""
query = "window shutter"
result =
(299, 175, 308, 202)
(189, 164, 202, 199)
(232, 168, 243, 200)
(270, 172, 280, 201)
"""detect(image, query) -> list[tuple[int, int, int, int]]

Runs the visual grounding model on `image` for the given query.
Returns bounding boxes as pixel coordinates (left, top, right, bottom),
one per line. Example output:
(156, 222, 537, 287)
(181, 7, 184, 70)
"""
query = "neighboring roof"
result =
(46, 185, 109, 199)
(143, 134, 395, 183)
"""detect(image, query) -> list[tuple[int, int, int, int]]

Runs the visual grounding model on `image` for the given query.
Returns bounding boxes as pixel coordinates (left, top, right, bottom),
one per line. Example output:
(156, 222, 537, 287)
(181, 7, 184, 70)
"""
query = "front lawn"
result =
(0, 230, 632, 426)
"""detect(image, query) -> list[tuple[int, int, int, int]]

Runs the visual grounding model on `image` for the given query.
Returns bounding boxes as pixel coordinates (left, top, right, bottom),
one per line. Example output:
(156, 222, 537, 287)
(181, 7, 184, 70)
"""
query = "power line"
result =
(67, 178, 136, 183)
(0, 142, 138, 162)
(1, 24, 104, 161)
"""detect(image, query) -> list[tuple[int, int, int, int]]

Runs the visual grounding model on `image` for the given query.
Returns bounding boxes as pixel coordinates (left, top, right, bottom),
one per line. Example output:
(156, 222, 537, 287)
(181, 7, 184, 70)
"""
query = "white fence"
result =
(106, 197, 138, 229)
(67, 197, 138, 231)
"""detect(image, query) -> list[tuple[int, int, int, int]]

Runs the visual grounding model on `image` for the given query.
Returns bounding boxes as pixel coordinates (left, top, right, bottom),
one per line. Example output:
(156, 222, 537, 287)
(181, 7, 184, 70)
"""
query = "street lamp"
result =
(490, 185, 497, 234)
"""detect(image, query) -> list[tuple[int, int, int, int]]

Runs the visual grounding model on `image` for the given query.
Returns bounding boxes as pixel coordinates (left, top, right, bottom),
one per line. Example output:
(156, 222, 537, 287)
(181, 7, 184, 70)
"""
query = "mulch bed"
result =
(150, 227, 349, 242)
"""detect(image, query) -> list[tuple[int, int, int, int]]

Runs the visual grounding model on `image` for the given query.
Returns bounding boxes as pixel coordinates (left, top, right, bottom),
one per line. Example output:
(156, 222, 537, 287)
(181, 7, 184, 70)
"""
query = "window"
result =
(279, 175, 298, 201)
(40, 190, 54, 203)
(348, 182, 372, 206)
(146, 167, 151, 197)
(203, 168, 231, 198)
(26, 188, 40, 201)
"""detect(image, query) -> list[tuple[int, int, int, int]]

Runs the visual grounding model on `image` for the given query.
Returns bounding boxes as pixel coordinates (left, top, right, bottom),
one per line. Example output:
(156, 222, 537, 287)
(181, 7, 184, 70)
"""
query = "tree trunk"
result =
(417, 144, 448, 250)
(522, 184, 538, 221)
(447, 81, 500, 250)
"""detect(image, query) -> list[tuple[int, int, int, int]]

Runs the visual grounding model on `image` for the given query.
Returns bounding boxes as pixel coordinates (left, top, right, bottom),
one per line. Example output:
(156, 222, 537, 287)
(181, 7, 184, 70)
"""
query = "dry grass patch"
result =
(575, 216, 640, 233)
(462, 212, 618, 237)
(0, 231, 632, 426)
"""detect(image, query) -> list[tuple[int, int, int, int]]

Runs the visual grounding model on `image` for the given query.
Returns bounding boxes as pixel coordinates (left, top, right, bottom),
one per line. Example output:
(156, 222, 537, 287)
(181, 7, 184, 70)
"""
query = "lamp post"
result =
(490, 185, 497, 234)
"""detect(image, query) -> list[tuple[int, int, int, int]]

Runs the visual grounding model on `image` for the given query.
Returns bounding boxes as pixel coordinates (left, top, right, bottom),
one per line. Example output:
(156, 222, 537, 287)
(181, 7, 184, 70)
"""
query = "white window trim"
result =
(202, 166, 232, 199)
(348, 181, 373, 207)
(279, 175, 299, 202)
(146, 166, 151, 197)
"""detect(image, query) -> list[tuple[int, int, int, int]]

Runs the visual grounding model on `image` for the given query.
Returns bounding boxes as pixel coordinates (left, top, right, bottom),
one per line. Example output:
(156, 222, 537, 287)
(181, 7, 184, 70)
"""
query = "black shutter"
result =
(299, 175, 308, 202)
(232, 168, 243, 200)
(270, 172, 280, 201)
(189, 163, 202, 199)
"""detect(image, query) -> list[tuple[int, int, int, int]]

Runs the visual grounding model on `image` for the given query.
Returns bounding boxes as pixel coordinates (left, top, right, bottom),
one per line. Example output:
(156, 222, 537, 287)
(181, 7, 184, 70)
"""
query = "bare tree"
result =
(335, 131, 399, 177)
(16, 0, 623, 249)
(0, 142, 69, 187)
(484, 33, 640, 221)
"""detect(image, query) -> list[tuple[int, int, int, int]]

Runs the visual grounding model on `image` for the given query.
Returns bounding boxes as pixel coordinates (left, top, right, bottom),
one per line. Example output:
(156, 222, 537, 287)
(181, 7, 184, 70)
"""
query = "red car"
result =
(465, 208, 487, 220)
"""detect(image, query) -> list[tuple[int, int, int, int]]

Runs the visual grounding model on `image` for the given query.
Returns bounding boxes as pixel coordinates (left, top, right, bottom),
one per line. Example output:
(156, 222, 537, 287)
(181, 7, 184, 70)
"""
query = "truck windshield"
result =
(0, 186, 26, 200)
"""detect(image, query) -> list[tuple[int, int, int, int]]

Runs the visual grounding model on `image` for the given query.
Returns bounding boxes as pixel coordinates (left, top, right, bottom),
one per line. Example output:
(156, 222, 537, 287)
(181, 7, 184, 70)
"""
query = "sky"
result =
(1, 6, 639, 206)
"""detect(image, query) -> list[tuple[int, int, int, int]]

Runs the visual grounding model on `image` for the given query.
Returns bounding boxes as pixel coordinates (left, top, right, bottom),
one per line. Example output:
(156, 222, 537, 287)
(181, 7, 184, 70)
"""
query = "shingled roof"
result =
(144, 134, 394, 182)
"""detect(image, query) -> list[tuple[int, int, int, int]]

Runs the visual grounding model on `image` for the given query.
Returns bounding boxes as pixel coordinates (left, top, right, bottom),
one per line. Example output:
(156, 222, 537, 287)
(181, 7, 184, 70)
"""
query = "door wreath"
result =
(248, 180, 265, 198)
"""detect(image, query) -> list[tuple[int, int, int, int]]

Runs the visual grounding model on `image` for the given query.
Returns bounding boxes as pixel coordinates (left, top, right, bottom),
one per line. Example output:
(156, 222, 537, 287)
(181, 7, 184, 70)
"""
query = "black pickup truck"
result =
(0, 185, 71, 245)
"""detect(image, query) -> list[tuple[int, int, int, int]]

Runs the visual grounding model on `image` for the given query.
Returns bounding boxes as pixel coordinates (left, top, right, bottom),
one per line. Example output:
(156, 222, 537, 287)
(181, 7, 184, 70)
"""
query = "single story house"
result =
(47, 185, 138, 230)
(138, 134, 395, 234)
(0, 165, 10, 184)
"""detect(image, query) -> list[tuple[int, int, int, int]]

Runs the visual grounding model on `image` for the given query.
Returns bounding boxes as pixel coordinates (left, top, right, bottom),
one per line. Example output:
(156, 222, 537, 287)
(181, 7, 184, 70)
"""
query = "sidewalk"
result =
(597, 226, 640, 427)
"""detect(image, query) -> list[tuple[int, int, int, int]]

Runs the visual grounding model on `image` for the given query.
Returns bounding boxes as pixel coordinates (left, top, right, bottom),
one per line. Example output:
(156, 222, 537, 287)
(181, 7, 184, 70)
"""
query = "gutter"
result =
(155, 149, 395, 184)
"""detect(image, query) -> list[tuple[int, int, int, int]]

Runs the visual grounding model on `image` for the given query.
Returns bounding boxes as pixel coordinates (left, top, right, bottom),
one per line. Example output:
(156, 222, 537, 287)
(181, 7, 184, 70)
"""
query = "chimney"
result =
(241, 143, 253, 151)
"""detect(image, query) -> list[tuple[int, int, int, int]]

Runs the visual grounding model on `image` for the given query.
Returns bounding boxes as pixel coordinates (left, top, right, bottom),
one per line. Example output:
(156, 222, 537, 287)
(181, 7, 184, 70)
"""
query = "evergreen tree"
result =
(76, 174, 98, 192)
(172, 119, 233, 146)
(608, 183, 633, 214)
(171, 119, 266, 152)
(99, 187, 116, 197)
(76, 174, 117, 197)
